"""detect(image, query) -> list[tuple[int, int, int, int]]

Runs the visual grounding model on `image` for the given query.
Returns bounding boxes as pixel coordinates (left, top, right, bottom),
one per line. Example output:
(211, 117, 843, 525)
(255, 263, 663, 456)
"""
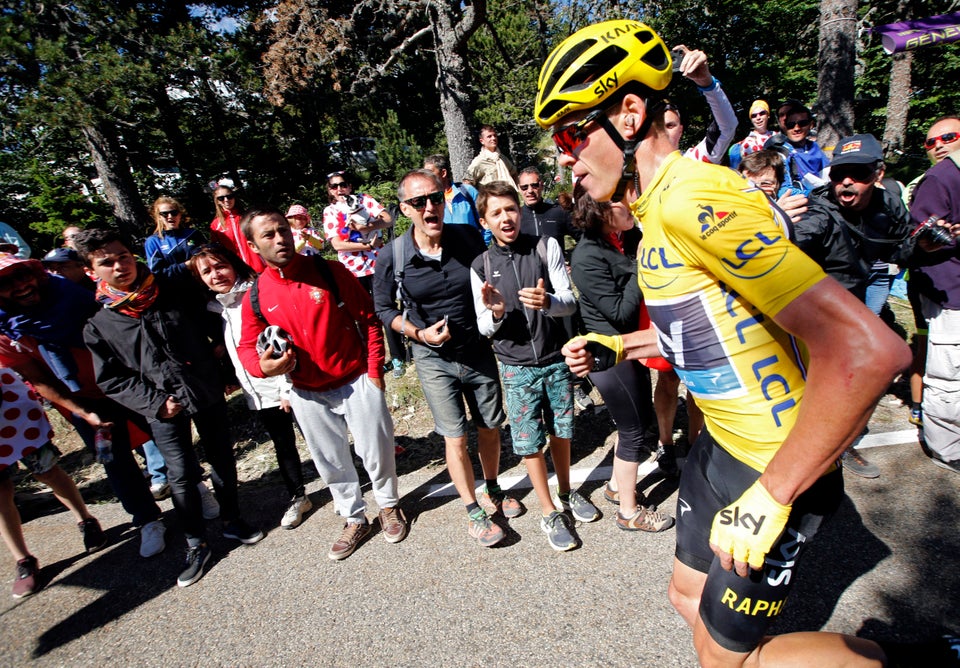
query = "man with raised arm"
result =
(535, 19, 955, 667)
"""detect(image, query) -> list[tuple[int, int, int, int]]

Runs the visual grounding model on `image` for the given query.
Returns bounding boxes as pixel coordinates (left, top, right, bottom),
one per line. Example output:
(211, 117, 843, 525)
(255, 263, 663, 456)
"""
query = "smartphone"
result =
(671, 48, 684, 72)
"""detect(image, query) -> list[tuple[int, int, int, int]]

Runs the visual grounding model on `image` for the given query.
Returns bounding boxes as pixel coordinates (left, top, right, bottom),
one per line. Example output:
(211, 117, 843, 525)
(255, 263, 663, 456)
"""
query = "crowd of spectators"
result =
(0, 34, 957, 632)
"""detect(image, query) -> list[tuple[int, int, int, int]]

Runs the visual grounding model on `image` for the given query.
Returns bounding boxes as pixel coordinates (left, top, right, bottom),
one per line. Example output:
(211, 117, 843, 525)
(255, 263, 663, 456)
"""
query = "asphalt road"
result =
(2, 426, 958, 667)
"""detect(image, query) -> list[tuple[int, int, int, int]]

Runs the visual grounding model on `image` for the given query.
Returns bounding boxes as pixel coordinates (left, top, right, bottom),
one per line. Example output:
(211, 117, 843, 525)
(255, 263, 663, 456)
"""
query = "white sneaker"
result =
(140, 520, 166, 558)
(199, 483, 220, 520)
(150, 482, 171, 500)
(281, 495, 312, 529)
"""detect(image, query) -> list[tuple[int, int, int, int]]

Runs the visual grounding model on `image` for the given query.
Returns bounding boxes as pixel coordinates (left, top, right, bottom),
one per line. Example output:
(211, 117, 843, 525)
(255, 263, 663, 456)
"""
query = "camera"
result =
(916, 216, 954, 246)
(671, 48, 684, 72)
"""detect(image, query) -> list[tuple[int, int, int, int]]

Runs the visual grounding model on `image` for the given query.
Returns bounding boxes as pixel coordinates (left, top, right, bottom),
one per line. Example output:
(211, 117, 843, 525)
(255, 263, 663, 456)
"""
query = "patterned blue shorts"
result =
(501, 360, 574, 456)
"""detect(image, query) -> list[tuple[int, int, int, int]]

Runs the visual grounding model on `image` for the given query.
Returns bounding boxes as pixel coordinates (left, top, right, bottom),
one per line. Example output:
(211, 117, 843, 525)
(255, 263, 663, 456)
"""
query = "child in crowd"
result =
(0, 368, 106, 598)
(470, 181, 600, 551)
(737, 149, 786, 199)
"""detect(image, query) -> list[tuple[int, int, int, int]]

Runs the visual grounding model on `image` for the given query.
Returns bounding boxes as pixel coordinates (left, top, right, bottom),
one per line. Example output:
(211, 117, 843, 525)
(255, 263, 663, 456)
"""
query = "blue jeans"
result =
(137, 439, 167, 487)
(865, 270, 894, 316)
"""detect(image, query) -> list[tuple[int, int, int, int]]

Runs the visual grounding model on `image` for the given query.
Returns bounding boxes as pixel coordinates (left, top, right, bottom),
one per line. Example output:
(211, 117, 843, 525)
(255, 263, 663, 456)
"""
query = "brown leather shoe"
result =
(378, 507, 408, 544)
(328, 520, 371, 561)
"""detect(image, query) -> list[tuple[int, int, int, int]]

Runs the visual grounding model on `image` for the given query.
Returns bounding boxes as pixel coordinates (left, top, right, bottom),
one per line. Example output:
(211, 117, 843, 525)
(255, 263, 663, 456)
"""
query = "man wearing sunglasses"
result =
(538, 20, 919, 667)
(902, 116, 960, 432)
(795, 134, 914, 303)
(923, 116, 960, 166)
(373, 169, 516, 548)
(793, 134, 916, 478)
(909, 115, 960, 476)
(767, 100, 830, 193)
(518, 167, 579, 248)
(422, 154, 491, 245)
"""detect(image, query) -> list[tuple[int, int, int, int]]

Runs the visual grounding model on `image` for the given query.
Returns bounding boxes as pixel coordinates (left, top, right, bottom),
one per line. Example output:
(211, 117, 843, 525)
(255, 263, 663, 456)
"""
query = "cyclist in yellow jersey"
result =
(537, 20, 916, 667)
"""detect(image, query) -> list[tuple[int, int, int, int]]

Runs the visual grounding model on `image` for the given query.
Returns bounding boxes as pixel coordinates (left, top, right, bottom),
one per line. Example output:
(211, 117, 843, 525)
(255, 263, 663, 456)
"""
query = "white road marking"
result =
(409, 428, 921, 499)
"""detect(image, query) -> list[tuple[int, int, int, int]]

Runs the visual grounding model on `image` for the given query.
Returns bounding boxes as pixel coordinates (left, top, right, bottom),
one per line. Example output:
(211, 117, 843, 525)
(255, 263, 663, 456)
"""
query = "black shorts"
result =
(675, 429, 844, 653)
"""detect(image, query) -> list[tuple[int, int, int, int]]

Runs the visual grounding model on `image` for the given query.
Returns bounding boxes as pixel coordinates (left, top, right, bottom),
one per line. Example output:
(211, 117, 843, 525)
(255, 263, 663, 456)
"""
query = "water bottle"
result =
(94, 427, 113, 464)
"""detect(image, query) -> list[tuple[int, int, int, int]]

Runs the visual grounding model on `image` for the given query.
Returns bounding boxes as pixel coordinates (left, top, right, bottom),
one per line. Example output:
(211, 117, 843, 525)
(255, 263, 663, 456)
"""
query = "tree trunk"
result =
(151, 83, 207, 205)
(816, 0, 858, 151)
(881, 50, 913, 159)
(431, 0, 486, 181)
(81, 120, 150, 241)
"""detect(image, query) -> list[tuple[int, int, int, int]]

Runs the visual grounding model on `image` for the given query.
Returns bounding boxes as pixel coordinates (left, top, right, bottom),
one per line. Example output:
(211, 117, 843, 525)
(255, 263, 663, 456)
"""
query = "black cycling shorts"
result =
(675, 429, 844, 653)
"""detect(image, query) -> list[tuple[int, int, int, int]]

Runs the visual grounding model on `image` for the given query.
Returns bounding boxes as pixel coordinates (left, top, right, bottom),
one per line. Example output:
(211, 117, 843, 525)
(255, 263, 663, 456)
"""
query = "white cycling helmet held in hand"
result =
(256, 325, 293, 358)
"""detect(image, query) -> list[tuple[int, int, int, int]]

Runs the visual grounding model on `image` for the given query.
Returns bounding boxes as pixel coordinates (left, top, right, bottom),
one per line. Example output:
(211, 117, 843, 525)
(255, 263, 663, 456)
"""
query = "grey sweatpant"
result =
(289, 374, 399, 522)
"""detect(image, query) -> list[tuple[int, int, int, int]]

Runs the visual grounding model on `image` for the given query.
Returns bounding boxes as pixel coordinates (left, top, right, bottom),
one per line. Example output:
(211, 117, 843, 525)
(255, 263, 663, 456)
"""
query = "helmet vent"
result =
(640, 41, 670, 71)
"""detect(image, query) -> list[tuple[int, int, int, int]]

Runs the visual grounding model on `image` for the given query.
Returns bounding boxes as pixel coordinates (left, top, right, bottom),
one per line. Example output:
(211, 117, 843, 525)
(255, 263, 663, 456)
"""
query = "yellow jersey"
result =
(631, 152, 826, 472)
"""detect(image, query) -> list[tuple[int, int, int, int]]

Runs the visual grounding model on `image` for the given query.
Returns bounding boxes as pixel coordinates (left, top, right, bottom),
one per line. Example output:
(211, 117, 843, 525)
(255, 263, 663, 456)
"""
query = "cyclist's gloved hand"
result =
(709, 480, 791, 573)
(580, 332, 625, 372)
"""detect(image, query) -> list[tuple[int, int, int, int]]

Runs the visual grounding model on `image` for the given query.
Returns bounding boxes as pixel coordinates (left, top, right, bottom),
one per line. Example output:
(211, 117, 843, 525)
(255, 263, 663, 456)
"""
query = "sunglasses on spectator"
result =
(158, 210, 180, 217)
(519, 182, 541, 191)
(403, 191, 444, 210)
(924, 132, 959, 150)
(552, 109, 605, 156)
(750, 111, 768, 118)
(326, 170, 346, 180)
(756, 180, 778, 189)
(216, 195, 235, 202)
(329, 181, 350, 189)
(830, 164, 876, 182)
(784, 119, 812, 130)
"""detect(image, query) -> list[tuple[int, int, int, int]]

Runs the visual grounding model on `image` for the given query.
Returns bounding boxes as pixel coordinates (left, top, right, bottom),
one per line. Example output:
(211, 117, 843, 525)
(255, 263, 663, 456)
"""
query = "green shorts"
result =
(501, 360, 574, 456)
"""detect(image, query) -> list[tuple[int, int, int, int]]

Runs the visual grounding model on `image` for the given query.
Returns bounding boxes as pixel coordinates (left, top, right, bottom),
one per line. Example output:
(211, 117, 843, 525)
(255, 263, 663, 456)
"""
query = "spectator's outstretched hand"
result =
(672, 45, 712, 88)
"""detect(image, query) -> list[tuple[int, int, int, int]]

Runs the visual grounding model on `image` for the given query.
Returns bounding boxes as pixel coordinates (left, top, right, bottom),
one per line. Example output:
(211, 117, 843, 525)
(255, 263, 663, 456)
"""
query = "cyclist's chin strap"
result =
(609, 100, 661, 203)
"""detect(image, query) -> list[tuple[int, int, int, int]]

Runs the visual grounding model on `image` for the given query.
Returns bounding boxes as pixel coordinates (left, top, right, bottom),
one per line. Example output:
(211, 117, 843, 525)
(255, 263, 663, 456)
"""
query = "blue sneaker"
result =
(540, 511, 576, 551)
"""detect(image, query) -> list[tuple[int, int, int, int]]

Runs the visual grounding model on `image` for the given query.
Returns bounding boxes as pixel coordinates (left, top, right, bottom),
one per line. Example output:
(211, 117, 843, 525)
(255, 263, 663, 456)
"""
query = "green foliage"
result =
(374, 110, 424, 183)
(1, 0, 957, 245)
(468, 0, 545, 169)
(26, 160, 112, 238)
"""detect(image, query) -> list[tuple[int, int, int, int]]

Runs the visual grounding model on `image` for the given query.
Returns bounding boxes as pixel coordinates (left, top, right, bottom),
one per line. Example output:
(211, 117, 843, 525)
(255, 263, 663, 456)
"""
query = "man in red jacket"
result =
(237, 208, 407, 560)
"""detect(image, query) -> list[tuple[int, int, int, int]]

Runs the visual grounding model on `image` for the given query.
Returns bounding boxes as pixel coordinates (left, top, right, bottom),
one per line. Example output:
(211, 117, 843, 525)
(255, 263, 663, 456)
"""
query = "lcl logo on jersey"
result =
(719, 231, 789, 280)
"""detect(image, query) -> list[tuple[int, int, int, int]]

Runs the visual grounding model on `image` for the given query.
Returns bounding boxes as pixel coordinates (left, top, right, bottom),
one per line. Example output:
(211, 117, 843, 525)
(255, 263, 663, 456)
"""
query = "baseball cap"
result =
(831, 134, 884, 166)
(42, 248, 81, 264)
(777, 99, 810, 118)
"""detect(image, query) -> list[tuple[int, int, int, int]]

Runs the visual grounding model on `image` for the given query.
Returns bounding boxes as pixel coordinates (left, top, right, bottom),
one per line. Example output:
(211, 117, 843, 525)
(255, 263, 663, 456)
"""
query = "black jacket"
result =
(570, 234, 642, 336)
(794, 186, 915, 299)
(83, 267, 224, 420)
(520, 201, 580, 247)
(472, 234, 569, 367)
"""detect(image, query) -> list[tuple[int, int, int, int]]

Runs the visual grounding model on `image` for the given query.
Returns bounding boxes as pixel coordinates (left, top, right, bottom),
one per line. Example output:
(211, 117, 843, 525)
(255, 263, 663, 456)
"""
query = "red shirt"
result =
(237, 255, 384, 392)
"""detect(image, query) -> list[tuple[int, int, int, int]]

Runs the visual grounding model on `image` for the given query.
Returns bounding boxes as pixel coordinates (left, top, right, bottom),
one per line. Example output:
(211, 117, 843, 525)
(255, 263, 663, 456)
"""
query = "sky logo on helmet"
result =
(593, 73, 619, 98)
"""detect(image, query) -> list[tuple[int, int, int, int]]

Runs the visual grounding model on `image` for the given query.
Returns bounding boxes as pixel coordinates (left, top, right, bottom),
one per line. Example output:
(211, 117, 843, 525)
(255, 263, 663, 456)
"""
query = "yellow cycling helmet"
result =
(535, 20, 673, 129)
